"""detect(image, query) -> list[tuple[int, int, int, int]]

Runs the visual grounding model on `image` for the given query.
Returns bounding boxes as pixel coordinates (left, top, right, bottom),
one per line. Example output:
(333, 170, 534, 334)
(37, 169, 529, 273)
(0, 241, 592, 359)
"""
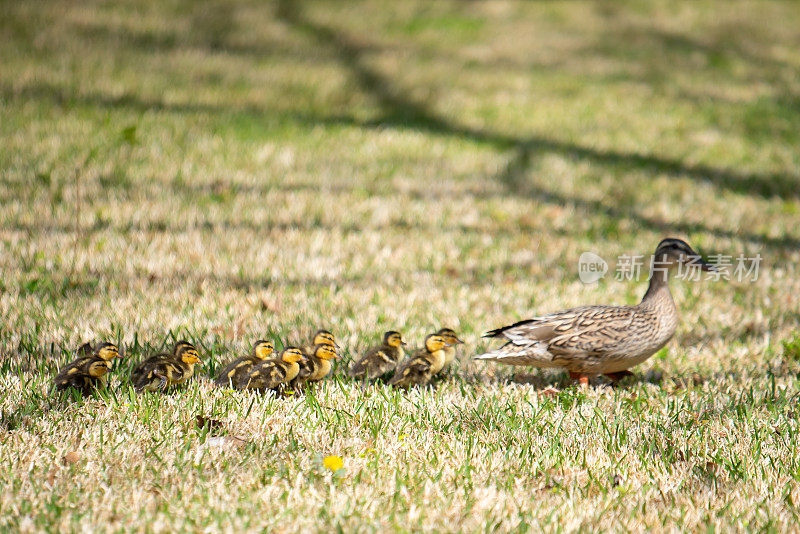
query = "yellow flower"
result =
(323, 456, 344, 471)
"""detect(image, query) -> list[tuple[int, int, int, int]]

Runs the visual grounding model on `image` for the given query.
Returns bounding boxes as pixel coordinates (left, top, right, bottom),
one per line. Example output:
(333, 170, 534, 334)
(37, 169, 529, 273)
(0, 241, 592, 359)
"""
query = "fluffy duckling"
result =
(389, 334, 450, 388)
(237, 347, 306, 393)
(348, 331, 406, 380)
(214, 340, 275, 388)
(291, 343, 338, 391)
(302, 329, 338, 357)
(53, 342, 121, 396)
(130, 341, 202, 392)
(436, 328, 464, 369)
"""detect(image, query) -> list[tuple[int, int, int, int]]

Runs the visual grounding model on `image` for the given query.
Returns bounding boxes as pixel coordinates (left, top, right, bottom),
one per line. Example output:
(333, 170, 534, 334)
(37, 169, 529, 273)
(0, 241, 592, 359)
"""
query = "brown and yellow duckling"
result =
(53, 342, 121, 396)
(290, 343, 339, 392)
(436, 328, 464, 370)
(348, 331, 406, 380)
(130, 341, 202, 393)
(302, 329, 338, 357)
(236, 347, 306, 394)
(389, 334, 451, 388)
(214, 340, 275, 389)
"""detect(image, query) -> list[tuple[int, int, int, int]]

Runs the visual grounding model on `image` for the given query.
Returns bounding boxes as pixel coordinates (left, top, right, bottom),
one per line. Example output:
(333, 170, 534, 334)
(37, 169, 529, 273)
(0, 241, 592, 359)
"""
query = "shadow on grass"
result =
(272, 0, 799, 202)
(3, 0, 799, 256)
(4, 79, 799, 254)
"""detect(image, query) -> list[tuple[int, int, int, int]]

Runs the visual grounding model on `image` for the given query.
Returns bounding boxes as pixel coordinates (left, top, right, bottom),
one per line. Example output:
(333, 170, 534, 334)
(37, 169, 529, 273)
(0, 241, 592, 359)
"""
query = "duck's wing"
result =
(130, 353, 169, 382)
(349, 345, 396, 378)
(54, 356, 91, 382)
(477, 306, 636, 364)
(131, 355, 176, 391)
(53, 356, 93, 391)
(214, 356, 254, 386)
(297, 356, 317, 379)
(544, 305, 637, 356)
(389, 353, 432, 386)
(240, 361, 287, 390)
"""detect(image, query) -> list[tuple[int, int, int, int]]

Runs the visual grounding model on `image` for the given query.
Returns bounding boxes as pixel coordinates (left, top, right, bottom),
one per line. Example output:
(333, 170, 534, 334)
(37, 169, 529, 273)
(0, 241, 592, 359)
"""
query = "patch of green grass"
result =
(1, 0, 800, 530)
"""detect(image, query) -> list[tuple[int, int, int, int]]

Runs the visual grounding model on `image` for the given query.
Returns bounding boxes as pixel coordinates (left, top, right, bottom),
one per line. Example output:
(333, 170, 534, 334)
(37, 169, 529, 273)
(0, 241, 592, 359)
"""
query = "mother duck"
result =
(475, 238, 715, 385)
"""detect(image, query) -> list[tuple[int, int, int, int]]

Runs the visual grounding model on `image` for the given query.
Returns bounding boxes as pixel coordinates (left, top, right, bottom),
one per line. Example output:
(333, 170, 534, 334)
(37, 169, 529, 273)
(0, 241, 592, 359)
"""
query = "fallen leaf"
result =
(195, 415, 224, 434)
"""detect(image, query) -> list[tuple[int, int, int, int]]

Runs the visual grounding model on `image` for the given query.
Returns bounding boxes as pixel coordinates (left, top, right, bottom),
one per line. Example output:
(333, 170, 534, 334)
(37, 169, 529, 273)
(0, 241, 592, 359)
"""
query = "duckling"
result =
(53, 342, 121, 396)
(237, 347, 306, 393)
(475, 238, 716, 386)
(302, 329, 338, 357)
(130, 342, 202, 392)
(388, 334, 450, 388)
(436, 328, 464, 369)
(132, 340, 195, 373)
(214, 340, 275, 388)
(348, 331, 406, 380)
(290, 343, 338, 391)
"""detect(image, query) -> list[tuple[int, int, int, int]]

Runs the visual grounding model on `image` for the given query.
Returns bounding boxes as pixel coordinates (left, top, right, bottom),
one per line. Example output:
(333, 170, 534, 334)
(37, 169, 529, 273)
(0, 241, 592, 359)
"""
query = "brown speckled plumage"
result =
(349, 331, 405, 380)
(475, 238, 714, 380)
(53, 342, 120, 396)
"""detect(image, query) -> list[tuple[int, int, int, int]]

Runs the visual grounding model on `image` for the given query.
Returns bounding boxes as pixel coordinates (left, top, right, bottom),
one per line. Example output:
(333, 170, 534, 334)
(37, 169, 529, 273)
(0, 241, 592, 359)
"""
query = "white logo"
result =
(578, 252, 608, 284)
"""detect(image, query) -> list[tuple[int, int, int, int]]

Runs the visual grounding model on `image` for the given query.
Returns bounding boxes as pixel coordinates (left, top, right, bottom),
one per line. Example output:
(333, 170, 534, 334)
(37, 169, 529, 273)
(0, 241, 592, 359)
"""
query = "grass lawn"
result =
(2, 0, 800, 530)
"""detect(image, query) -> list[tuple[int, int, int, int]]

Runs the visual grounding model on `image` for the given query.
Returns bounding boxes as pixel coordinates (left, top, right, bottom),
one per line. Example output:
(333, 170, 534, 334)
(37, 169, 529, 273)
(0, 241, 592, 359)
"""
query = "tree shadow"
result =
(272, 0, 799, 202)
(5, 1, 798, 254)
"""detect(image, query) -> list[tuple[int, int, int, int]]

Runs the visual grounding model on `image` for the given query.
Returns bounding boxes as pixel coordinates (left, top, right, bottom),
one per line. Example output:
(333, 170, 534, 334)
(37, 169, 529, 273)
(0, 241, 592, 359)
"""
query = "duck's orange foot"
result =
(568, 372, 590, 386)
(604, 370, 635, 382)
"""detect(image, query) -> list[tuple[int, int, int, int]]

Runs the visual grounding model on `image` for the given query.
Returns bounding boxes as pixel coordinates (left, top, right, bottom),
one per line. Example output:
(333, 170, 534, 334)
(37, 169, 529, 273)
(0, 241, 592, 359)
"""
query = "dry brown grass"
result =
(1, 0, 800, 531)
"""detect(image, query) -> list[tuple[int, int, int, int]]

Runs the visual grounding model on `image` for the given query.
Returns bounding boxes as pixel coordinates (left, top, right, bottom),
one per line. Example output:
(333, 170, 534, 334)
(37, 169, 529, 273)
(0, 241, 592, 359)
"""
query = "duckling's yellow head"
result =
(313, 343, 338, 361)
(173, 340, 196, 356)
(281, 348, 305, 364)
(313, 329, 337, 348)
(653, 238, 715, 273)
(178, 346, 202, 365)
(384, 331, 406, 348)
(436, 328, 464, 346)
(253, 340, 275, 360)
(96, 343, 121, 361)
(424, 334, 449, 353)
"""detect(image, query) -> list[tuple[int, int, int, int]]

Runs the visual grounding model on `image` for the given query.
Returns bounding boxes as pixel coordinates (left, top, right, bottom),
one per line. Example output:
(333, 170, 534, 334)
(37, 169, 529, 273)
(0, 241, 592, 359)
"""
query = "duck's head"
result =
(313, 343, 338, 361)
(253, 340, 275, 360)
(436, 328, 464, 346)
(424, 334, 450, 353)
(384, 331, 406, 348)
(96, 342, 121, 361)
(312, 329, 338, 348)
(281, 347, 306, 364)
(653, 238, 715, 272)
(177, 345, 202, 366)
(173, 340, 196, 355)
